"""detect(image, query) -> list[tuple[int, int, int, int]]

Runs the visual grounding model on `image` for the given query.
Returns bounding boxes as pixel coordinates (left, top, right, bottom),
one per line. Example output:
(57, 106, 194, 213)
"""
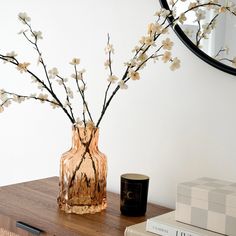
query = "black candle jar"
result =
(120, 173, 149, 216)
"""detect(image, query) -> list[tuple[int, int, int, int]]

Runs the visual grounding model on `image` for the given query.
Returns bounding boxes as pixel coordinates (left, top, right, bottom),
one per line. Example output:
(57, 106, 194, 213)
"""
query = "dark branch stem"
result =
(74, 66, 94, 124)
(0, 55, 75, 124)
(102, 34, 113, 113)
(197, 14, 219, 46)
(56, 75, 75, 122)
(1, 90, 59, 107)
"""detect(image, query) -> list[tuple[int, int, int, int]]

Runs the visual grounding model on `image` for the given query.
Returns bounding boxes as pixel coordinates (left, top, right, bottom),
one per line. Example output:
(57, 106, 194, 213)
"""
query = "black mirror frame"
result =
(159, 0, 236, 76)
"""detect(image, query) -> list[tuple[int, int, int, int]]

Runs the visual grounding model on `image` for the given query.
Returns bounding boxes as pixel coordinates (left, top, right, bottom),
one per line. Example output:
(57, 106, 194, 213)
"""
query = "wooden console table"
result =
(0, 177, 171, 236)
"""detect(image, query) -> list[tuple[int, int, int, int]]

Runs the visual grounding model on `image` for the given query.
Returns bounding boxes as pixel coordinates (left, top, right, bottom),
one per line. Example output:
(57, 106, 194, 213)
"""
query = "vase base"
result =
(59, 201, 107, 214)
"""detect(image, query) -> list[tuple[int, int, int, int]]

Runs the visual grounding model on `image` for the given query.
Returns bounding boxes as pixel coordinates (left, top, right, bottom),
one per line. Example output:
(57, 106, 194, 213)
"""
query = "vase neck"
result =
(72, 126, 99, 150)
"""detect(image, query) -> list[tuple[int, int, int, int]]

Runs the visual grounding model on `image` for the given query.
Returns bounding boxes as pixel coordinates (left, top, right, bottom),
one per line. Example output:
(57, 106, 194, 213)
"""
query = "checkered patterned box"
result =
(175, 177, 236, 235)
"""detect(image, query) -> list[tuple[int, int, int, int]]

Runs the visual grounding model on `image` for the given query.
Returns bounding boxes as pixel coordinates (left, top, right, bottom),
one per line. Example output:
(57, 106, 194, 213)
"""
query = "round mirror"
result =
(159, 0, 236, 75)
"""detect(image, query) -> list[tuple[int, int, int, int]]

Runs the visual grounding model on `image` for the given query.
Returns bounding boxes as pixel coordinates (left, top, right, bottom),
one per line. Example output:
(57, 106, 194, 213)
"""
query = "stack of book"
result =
(125, 177, 236, 235)
(125, 211, 222, 236)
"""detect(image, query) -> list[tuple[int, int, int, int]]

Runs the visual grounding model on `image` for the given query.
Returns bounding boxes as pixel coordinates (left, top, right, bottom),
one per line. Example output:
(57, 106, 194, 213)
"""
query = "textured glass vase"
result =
(57, 126, 107, 214)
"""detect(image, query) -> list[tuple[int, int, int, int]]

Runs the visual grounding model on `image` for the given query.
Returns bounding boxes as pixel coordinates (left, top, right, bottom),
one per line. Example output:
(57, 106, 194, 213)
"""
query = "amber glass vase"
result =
(57, 126, 107, 214)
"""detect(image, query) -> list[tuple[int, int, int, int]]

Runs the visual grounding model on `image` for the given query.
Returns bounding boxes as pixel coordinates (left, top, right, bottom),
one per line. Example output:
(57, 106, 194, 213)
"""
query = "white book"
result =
(146, 211, 221, 236)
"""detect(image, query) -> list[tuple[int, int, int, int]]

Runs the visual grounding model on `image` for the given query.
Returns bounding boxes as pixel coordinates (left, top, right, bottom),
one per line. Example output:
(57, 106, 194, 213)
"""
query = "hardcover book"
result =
(125, 222, 160, 236)
(146, 211, 222, 236)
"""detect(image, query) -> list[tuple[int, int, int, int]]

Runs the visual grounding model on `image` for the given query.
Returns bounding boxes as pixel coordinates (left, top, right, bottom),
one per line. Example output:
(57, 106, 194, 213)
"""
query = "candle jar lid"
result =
(121, 173, 149, 181)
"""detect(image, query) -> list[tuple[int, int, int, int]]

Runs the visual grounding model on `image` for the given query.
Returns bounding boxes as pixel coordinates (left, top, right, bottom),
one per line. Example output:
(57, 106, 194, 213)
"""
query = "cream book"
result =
(125, 222, 160, 236)
(146, 211, 221, 236)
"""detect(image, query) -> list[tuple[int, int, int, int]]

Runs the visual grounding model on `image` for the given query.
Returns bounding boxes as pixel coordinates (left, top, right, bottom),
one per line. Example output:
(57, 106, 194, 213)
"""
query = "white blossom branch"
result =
(102, 34, 114, 114)
(0, 54, 75, 123)
(73, 65, 94, 124)
(0, 90, 60, 110)
(56, 75, 75, 122)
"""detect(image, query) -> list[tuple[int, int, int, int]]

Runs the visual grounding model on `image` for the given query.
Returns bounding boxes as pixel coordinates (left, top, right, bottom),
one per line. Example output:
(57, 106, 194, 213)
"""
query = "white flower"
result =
(32, 31, 43, 40)
(202, 25, 210, 34)
(161, 28, 169, 34)
(29, 93, 37, 98)
(179, 13, 187, 24)
(124, 59, 137, 67)
(170, 57, 181, 71)
(107, 75, 119, 84)
(104, 60, 111, 69)
(63, 100, 70, 108)
(71, 73, 81, 80)
(48, 67, 59, 79)
(118, 80, 128, 89)
(38, 93, 48, 102)
(139, 36, 145, 44)
(155, 8, 170, 18)
(6, 51, 17, 58)
(70, 58, 80, 65)
(71, 74, 77, 80)
(105, 44, 114, 54)
(188, 2, 197, 10)
(232, 57, 236, 67)
(56, 78, 68, 85)
(13, 95, 19, 102)
(128, 70, 140, 80)
(76, 117, 83, 126)
(86, 120, 95, 129)
(162, 51, 172, 63)
(132, 46, 140, 53)
(80, 69, 86, 74)
(13, 95, 25, 103)
(83, 103, 87, 113)
(152, 55, 159, 63)
(17, 62, 30, 73)
(0, 89, 5, 96)
(162, 38, 174, 50)
(138, 53, 148, 63)
(31, 76, 37, 83)
(37, 55, 42, 65)
(147, 23, 162, 35)
(67, 87, 74, 99)
(195, 10, 206, 21)
(3, 100, 11, 107)
(18, 12, 31, 23)
(144, 36, 155, 46)
(18, 29, 28, 35)
(225, 47, 229, 55)
(4, 51, 17, 63)
(161, 9, 171, 18)
(211, 20, 217, 30)
(168, 0, 175, 6)
(218, 6, 227, 13)
(80, 84, 86, 92)
(71, 69, 85, 80)
(0, 92, 7, 102)
(184, 28, 194, 38)
(50, 100, 59, 109)
(37, 83, 44, 91)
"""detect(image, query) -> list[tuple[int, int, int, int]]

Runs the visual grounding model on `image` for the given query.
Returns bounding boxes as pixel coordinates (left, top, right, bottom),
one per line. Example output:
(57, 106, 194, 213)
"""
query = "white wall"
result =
(0, 0, 236, 210)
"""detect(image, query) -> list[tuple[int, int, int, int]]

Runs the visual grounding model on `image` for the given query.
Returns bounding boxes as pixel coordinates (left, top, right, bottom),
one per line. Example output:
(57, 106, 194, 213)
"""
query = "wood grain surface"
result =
(0, 177, 172, 236)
